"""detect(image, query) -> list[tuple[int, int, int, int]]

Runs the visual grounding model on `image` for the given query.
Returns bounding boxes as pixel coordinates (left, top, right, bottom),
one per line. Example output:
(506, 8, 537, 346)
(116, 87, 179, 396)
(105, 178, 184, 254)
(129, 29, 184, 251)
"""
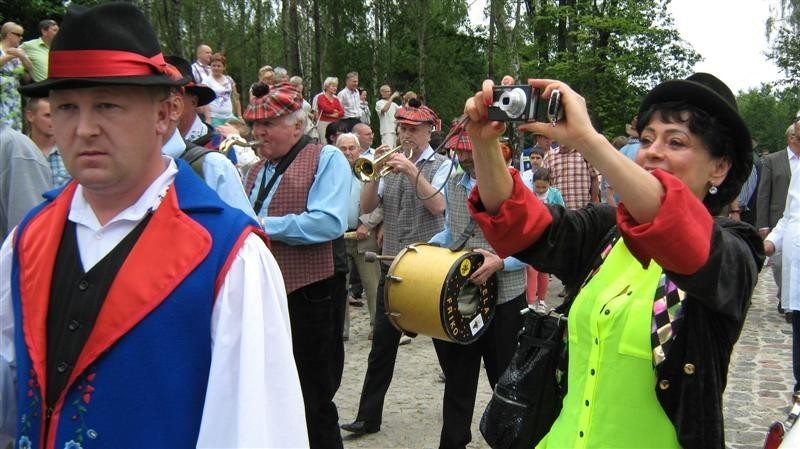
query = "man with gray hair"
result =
(758, 122, 799, 314)
(337, 71, 361, 130)
(376, 84, 401, 148)
(243, 82, 351, 449)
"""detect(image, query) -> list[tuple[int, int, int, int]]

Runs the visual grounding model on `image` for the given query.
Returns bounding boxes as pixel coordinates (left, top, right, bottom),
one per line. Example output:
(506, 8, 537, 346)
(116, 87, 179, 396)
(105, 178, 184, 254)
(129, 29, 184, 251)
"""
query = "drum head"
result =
(438, 252, 496, 344)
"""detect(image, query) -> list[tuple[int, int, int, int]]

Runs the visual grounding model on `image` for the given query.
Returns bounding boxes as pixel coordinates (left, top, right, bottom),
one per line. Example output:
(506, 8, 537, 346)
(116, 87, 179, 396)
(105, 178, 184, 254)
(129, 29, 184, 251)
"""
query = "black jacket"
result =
(515, 203, 764, 449)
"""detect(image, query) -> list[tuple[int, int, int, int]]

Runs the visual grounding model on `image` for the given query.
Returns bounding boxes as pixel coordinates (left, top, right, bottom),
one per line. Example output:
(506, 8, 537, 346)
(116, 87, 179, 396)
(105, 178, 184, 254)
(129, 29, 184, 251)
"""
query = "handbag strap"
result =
(556, 226, 620, 316)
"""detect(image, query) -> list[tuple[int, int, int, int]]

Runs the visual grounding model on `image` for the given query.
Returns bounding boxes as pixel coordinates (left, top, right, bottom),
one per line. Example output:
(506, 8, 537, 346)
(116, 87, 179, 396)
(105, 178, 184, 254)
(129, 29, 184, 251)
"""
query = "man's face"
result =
(338, 137, 361, 167)
(42, 24, 59, 41)
(354, 125, 373, 150)
(177, 92, 198, 136)
(536, 134, 551, 150)
(397, 122, 432, 155)
(49, 85, 170, 196)
(347, 76, 359, 90)
(380, 86, 391, 99)
(456, 149, 473, 175)
(251, 115, 303, 161)
(26, 99, 53, 138)
(197, 45, 212, 65)
(530, 153, 543, 167)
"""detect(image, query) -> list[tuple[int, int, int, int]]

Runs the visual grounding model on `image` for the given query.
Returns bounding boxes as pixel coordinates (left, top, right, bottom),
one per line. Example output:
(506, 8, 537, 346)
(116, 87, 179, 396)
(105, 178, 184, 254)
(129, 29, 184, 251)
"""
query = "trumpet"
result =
(352, 143, 413, 182)
(218, 135, 262, 156)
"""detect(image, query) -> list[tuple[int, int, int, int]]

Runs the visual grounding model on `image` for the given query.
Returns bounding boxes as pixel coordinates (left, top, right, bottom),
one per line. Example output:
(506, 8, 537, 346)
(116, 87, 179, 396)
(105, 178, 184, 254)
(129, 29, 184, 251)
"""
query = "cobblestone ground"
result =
(336, 269, 792, 449)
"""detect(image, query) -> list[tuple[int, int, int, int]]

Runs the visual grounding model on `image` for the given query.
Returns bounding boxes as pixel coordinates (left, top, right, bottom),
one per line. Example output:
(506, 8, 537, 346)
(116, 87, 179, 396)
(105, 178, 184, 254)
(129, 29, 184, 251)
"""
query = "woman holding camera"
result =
(463, 74, 763, 448)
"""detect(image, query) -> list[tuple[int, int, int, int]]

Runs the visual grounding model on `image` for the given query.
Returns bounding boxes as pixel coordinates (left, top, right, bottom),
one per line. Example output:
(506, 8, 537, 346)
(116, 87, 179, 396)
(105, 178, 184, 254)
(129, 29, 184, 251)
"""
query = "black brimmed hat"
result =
(637, 73, 753, 208)
(20, 2, 186, 97)
(164, 55, 216, 107)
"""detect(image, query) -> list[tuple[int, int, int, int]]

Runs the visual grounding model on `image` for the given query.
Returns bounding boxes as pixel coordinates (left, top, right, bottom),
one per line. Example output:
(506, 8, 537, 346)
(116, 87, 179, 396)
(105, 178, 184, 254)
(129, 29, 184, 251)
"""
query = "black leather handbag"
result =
(480, 228, 619, 449)
(479, 306, 568, 449)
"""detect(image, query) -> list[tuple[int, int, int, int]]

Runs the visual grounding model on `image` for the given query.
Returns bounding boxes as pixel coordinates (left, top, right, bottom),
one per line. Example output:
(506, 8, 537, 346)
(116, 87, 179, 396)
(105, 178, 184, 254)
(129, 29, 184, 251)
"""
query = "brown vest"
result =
(246, 143, 333, 294)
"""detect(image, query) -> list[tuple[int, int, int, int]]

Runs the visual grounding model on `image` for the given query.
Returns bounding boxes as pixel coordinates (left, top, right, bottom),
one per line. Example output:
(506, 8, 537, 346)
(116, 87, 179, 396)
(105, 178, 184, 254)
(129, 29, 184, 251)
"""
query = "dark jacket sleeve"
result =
(755, 154, 773, 230)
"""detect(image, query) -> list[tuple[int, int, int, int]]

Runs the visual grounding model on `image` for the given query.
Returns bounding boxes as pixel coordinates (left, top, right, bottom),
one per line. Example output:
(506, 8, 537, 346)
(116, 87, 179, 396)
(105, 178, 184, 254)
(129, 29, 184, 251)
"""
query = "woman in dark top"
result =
(462, 74, 763, 448)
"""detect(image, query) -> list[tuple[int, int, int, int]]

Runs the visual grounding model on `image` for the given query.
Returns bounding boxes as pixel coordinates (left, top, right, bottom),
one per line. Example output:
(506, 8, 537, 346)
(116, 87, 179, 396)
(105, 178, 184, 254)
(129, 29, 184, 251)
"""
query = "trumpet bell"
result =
(352, 144, 413, 182)
(219, 135, 262, 156)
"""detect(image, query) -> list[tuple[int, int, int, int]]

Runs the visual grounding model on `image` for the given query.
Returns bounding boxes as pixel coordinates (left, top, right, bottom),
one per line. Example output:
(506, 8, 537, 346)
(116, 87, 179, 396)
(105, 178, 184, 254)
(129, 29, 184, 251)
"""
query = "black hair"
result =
(637, 101, 749, 215)
(250, 82, 270, 99)
(532, 167, 550, 183)
(407, 98, 422, 108)
(325, 120, 349, 144)
(531, 147, 546, 158)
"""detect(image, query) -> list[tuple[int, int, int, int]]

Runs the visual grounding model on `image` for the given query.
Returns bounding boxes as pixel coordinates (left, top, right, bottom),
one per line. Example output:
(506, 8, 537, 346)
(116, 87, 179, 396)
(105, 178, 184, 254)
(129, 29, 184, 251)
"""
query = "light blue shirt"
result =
(429, 172, 526, 272)
(162, 130, 258, 221)
(620, 138, 640, 161)
(377, 146, 453, 197)
(249, 143, 350, 245)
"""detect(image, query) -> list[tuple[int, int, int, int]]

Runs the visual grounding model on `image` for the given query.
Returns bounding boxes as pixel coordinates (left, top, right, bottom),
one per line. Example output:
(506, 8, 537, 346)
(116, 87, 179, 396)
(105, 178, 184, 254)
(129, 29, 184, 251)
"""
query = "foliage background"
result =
(4, 0, 799, 152)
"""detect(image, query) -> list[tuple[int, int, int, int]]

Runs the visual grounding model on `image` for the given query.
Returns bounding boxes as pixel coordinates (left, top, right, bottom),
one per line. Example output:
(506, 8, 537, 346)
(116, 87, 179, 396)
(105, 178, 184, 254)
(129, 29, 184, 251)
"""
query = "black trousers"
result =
(353, 263, 401, 426)
(433, 293, 527, 449)
(792, 311, 800, 392)
(288, 274, 347, 449)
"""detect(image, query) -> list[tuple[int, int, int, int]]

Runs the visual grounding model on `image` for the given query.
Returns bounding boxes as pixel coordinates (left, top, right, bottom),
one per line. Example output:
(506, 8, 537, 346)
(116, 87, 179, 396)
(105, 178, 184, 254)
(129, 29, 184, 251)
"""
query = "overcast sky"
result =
(468, 0, 784, 93)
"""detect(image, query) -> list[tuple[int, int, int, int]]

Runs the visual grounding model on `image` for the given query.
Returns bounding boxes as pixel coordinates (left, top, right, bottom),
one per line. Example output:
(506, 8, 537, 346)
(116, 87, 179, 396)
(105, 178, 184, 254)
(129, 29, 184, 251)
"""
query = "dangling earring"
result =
(709, 185, 718, 195)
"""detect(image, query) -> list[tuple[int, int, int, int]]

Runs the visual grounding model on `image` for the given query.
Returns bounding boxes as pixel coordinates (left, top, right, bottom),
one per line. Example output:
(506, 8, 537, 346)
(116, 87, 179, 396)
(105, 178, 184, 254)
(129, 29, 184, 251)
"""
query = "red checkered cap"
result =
(395, 105, 438, 126)
(445, 134, 473, 152)
(244, 82, 303, 122)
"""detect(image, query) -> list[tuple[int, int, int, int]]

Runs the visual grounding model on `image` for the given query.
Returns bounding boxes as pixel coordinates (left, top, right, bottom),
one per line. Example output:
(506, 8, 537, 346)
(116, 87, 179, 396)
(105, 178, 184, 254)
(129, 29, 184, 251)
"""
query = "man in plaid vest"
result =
(341, 99, 452, 435)
(243, 82, 351, 449)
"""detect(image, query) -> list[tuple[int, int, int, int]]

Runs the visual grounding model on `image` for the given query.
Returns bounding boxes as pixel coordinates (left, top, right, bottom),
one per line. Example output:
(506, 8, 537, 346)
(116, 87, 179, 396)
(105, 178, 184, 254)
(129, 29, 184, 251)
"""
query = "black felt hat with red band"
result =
(19, 2, 187, 98)
(164, 55, 216, 107)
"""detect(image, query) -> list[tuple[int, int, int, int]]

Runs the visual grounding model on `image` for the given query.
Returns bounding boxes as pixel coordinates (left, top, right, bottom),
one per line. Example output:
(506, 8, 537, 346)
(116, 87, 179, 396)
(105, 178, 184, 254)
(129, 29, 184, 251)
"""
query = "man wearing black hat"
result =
(0, 3, 307, 448)
(341, 100, 452, 435)
(242, 81, 351, 449)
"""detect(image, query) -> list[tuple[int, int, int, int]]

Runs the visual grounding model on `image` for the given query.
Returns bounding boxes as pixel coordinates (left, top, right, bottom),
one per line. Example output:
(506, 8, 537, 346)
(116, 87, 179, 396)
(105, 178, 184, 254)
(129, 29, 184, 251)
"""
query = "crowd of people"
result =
(0, 2, 795, 449)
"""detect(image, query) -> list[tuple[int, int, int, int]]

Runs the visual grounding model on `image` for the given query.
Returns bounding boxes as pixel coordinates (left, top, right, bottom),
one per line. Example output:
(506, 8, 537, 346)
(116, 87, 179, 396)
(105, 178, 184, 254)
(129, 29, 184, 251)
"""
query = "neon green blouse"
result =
(537, 241, 680, 449)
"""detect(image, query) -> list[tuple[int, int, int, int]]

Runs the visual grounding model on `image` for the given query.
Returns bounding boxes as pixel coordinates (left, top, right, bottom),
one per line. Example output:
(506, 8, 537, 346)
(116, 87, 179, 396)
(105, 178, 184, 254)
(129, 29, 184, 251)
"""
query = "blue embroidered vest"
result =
(11, 160, 261, 449)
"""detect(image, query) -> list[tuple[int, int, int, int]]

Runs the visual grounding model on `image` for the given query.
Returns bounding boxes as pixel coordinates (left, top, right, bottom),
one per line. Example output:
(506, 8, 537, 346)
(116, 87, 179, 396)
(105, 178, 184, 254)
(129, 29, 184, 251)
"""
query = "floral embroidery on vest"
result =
(66, 366, 100, 446)
(19, 368, 41, 446)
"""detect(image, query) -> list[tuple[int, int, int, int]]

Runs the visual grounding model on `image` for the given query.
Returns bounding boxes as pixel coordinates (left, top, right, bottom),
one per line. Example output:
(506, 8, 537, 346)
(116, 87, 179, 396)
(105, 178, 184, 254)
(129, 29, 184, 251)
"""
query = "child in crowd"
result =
(526, 167, 564, 307)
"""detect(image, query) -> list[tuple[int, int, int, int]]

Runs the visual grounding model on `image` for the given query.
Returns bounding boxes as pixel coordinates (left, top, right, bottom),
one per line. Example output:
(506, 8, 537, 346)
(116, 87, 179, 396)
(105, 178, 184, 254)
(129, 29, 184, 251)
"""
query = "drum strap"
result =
(449, 219, 476, 251)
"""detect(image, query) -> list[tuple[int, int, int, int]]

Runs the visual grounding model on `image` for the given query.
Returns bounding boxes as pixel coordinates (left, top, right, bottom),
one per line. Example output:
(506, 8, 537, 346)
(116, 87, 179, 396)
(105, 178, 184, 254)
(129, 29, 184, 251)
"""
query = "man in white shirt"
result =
(337, 71, 362, 130)
(2, 4, 307, 448)
(375, 85, 400, 148)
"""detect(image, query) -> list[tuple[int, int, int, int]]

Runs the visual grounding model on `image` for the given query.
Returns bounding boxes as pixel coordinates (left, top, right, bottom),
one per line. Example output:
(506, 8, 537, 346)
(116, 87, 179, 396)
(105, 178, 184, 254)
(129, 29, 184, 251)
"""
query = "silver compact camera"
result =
(488, 85, 540, 122)
(488, 84, 564, 124)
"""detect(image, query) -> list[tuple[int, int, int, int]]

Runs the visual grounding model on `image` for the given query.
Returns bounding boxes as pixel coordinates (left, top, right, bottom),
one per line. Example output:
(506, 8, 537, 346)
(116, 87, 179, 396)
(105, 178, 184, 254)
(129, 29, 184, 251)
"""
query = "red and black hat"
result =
(19, 2, 186, 98)
(394, 105, 436, 125)
(164, 55, 216, 107)
(243, 82, 303, 123)
(444, 117, 472, 151)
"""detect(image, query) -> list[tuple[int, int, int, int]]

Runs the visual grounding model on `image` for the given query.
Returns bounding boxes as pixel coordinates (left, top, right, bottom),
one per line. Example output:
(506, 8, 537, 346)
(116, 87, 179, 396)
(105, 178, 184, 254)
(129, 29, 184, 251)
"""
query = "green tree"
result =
(738, 84, 800, 154)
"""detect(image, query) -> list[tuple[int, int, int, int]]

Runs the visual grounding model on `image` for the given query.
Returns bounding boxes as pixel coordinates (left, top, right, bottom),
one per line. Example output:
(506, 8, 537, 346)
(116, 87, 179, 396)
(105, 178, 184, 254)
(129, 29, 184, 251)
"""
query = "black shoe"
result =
(341, 420, 380, 435)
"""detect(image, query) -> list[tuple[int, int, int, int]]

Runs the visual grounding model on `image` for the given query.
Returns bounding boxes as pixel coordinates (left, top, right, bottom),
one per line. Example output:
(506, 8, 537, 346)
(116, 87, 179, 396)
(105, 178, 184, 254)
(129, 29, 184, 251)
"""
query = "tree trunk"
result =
(487, 0, 496, 79)
(288, 0, 301, 74)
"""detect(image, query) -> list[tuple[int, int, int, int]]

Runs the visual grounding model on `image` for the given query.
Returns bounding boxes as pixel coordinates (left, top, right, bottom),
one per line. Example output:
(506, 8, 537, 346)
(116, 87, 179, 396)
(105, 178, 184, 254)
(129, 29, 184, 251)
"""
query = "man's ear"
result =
(154, 97, 173, 136)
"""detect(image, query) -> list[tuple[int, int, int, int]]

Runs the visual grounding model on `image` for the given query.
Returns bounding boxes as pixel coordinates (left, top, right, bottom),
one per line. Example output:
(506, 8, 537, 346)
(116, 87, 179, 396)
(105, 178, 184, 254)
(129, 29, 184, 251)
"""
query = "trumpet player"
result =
(342, 100, 452, 435)
(242, 82, 351, 449)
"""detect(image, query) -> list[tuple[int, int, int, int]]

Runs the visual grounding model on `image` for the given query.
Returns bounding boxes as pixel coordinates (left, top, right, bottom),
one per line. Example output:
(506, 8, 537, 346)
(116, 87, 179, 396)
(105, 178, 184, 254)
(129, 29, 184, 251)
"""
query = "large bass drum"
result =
(384, 243, 497, 344)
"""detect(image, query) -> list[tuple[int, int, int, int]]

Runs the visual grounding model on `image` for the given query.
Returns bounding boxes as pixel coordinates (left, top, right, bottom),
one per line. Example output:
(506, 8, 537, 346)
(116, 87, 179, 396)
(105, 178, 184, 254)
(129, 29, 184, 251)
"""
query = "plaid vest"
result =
(382, 152, 447, 259)
(446, 174, 526, 304)
(245, 143, 333, 294)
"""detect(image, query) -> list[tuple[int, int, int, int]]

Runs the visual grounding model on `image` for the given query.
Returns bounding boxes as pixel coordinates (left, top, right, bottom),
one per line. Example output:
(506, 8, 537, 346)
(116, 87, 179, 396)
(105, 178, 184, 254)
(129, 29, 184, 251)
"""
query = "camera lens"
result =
(498, 88, 528, 119)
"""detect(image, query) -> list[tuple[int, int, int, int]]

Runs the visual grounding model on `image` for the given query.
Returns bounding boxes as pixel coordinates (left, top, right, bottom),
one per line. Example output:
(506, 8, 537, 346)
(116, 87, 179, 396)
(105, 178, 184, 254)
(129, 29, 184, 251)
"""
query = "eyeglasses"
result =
(11, 32, 23, 38)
